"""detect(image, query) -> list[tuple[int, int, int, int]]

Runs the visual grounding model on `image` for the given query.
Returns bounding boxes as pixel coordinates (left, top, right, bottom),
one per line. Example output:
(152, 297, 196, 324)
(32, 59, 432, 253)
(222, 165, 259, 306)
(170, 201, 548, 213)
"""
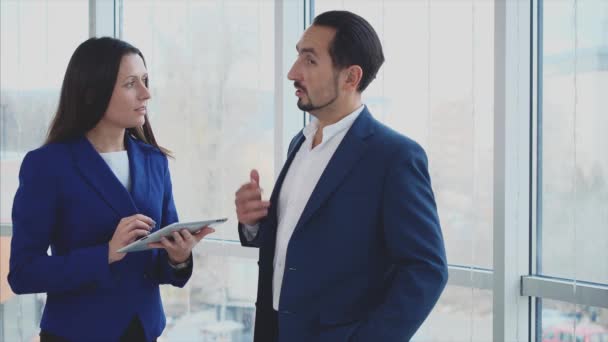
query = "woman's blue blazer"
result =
(8, 135, 189, 342)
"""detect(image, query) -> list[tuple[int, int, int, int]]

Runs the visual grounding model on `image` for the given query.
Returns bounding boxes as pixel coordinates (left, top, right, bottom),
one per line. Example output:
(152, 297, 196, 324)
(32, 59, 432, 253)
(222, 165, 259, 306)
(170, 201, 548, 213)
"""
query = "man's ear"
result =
(344, 65, 363, 91)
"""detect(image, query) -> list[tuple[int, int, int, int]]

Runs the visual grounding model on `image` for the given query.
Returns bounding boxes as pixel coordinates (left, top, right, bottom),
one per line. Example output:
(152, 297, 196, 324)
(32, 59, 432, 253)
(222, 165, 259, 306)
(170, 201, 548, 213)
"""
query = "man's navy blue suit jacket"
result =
(239, 107, 448, 342)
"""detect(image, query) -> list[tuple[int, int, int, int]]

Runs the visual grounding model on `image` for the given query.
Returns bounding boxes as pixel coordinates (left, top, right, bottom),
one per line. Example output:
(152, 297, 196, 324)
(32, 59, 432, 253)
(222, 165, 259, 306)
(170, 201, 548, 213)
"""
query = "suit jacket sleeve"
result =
(238, 222, 263, 248)
(353, 142, 448, 341)
(154, 156, 192, 287)
(237, 131, 303, 248)
(8, 150, 115, 295)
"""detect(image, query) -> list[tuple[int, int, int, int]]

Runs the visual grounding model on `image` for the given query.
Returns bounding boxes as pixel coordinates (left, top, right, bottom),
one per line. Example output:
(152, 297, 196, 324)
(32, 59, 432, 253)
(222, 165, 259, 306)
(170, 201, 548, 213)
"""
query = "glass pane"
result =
(540, 299, 608, 342)
(540, 0, 608, 283)
(315, 0, 495, 269)
(122, 0, 275, 242)
(413, 285, 493, 341)
(0, 1, 88, 341)
(0, 0, 89, 228)
(159, 254, 257, 341)
(0, 293, 44, 342)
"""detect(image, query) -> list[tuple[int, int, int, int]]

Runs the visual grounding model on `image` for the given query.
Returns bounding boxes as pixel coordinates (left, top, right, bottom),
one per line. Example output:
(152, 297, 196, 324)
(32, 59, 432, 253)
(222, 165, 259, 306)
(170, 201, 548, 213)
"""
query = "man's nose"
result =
(287, 62, 299, 81)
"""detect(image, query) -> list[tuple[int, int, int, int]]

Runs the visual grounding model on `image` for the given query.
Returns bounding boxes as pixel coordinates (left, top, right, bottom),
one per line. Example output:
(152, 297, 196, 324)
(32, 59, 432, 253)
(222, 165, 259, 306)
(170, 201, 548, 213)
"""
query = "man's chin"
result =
(297, 100, 313, 112)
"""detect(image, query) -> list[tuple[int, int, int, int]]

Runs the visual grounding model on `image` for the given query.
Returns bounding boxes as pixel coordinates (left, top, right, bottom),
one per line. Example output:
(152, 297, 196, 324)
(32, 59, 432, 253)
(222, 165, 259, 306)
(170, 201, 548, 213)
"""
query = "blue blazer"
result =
(239, 107, 448, 342)
(8, 135, 189, 342)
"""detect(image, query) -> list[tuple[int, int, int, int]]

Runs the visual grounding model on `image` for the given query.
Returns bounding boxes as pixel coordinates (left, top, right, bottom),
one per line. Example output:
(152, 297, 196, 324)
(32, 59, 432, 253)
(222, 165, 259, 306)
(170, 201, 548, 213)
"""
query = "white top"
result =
(99, 151, 131, 192)
(244, 105, 364, 310)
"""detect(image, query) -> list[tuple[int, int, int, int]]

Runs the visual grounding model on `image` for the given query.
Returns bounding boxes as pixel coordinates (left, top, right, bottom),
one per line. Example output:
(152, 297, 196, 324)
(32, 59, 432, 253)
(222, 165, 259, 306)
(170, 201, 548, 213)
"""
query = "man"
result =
(235, 10, 447, 342)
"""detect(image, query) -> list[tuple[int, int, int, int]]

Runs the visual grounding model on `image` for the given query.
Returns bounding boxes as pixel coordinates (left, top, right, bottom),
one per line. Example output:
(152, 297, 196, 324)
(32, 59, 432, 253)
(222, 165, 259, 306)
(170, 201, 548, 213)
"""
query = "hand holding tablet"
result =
(118, 218, 227, 253)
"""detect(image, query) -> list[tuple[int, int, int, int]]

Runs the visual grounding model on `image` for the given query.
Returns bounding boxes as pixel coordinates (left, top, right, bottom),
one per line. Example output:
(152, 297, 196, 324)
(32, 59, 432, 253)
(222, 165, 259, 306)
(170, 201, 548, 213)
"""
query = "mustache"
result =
(294, 82, 307, 92)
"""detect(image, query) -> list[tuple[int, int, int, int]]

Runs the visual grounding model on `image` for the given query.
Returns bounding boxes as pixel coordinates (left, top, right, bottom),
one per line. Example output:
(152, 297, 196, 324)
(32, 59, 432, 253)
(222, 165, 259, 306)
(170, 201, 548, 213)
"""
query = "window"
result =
(2, 1, 606, 341)
(540, 299, 608, 342)
(536, 0, 608, 339)
(121, 1, 276, 339)
(160, 255, 257, 340)
(0, 1, 89, 341)
(413, 285, 492, 341)
(539, 0, 608, 285)
(122, 0, 276, 242)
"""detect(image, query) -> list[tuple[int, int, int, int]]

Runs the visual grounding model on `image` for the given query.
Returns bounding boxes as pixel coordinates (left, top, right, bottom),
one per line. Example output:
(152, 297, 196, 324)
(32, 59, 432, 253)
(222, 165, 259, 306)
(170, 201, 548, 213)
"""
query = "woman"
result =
(8, 37, 213, 342)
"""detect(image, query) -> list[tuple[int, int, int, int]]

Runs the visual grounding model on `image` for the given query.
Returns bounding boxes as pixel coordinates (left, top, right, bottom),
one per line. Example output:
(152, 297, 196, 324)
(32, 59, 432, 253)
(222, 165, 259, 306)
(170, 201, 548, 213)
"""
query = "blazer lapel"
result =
(293, 108, 375, 233)
(125, 135, 150, 212)
(70, 136, 138, 219)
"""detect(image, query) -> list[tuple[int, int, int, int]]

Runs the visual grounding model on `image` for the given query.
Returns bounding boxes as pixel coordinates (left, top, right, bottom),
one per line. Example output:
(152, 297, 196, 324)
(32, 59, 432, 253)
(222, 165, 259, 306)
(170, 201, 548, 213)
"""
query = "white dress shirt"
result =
(99, 151, 131, 192)
(244, 105, 364, 310)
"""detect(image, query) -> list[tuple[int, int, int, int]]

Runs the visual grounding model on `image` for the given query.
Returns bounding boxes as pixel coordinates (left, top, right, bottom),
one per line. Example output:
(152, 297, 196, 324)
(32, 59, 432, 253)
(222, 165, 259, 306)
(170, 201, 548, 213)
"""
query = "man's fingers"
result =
(235, 187, 263, 204)
(235, 181, 261, 196)
(243, 200, 270, 212)
(250, 169, 260, 185)
(235, 182, 253, 195)
(241, 209, 269, 223)
(236, 201, 270, 220)
(235, 197, 269, 213)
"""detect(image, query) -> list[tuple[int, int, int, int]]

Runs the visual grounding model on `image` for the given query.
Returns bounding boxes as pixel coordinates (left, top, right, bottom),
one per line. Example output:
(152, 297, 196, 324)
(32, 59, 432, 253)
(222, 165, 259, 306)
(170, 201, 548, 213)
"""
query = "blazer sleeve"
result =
(238, 222, 259, 247)
(352, 142, 448, 341)
(8, 150, 115, 295)
(154, 156, 192, 287)
(237, 131, 304, 248)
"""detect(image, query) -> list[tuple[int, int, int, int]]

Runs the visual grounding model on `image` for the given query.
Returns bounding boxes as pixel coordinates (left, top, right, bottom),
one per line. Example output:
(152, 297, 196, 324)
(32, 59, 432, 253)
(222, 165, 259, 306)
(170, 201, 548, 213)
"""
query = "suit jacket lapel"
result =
(266, 132, 306, 230)
(293, 108, 375, 233)
(70, 136, 138, 219)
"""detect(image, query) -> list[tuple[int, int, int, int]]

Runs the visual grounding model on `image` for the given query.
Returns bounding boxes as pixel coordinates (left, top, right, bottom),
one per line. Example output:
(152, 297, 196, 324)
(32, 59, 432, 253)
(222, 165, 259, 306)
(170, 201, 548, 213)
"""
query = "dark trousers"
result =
(253, 308, 279, 342)
(40, 316, 155, 342)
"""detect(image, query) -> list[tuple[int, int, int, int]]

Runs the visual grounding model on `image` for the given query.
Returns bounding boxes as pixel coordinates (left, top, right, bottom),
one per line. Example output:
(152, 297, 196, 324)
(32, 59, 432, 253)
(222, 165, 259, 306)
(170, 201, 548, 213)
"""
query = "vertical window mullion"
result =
(89, 0, 115, 38)
(275, 0, 306, 176)
(493, 0, 532, 340)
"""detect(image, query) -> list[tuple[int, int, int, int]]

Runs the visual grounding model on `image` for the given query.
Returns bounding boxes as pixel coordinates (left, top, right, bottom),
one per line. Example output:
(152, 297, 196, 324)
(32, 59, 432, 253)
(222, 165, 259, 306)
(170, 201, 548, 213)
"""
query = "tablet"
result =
(117, 218, 228, 253)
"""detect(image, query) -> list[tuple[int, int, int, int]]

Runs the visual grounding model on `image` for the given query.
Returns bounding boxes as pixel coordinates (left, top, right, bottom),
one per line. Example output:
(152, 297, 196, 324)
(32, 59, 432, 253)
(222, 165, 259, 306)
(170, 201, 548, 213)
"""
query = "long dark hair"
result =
(313, 11, 385, 92)
(46, 37, 171, 157)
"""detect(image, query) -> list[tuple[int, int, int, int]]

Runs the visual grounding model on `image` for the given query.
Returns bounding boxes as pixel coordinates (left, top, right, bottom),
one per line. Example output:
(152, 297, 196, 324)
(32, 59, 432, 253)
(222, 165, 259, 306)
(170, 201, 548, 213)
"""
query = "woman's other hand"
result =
(147, 226, 215, 264)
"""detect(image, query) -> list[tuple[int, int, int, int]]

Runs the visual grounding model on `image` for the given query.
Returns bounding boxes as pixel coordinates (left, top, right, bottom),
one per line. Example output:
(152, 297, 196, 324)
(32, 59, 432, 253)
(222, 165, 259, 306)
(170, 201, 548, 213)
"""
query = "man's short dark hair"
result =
(313, 10, 385, 92)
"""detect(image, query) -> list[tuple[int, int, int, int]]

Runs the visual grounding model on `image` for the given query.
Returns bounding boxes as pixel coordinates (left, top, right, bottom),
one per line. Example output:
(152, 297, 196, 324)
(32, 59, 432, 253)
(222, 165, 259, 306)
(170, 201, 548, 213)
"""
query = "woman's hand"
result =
(148, 226, 215, 264)
(108, 214, 155, 264)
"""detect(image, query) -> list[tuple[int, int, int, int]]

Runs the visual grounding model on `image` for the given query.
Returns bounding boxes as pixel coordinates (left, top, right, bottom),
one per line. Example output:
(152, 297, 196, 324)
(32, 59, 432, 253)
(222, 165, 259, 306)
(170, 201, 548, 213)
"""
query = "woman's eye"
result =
(126, 82, 135, 88)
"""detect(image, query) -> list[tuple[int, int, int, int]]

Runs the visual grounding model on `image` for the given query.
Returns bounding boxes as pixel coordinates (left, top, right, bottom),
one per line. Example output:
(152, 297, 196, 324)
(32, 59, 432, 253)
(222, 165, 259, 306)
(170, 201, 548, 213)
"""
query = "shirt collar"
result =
(302, 105, 365, 146)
